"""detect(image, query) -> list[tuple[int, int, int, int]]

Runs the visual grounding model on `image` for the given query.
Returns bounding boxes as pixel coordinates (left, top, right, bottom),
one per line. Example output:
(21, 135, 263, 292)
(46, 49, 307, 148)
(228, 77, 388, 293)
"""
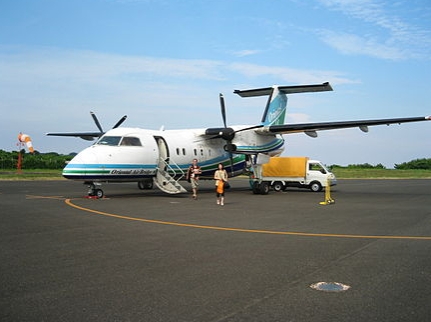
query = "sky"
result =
(1, 0, 430, 168)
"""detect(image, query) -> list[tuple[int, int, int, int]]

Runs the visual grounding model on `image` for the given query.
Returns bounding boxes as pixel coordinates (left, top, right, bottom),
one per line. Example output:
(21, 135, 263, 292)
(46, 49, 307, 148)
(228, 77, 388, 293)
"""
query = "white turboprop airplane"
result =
(47, 82, 430, 197)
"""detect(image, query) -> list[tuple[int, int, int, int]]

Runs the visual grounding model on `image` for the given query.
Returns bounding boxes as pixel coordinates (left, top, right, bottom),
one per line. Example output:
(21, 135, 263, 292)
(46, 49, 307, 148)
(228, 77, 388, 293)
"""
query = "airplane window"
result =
(120, 137, 142, 146)
(96, 136, 122, 146)
(182, 148, 186, 155)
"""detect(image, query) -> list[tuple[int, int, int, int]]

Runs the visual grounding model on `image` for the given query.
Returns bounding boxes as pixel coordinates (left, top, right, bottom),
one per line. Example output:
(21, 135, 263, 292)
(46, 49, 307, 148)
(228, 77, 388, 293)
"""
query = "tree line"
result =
(331, 158, 431, 170)
(1, 149, 431, 170)
(0, 150, 74, 169)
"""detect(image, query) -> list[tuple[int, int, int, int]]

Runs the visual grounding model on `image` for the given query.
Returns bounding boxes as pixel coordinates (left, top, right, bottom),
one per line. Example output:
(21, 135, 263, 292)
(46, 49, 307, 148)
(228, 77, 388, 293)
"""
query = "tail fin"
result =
(261, 87, 287, 126)
(234, 82, 333, 126)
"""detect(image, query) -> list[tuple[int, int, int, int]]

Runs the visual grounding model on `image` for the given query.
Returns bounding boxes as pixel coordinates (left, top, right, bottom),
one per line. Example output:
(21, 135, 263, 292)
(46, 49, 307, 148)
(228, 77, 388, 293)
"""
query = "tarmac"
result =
(1, 178, 431, 321)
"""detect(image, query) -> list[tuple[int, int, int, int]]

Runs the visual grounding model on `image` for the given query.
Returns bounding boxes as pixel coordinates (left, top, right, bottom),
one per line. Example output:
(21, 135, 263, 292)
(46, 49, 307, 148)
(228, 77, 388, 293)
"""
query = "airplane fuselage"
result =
(63, 127, 285, 183)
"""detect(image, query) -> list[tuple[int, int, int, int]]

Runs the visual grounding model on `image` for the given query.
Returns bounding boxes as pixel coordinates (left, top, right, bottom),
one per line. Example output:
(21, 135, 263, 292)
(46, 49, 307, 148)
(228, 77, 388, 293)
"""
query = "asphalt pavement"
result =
(1, 178, 430, 321)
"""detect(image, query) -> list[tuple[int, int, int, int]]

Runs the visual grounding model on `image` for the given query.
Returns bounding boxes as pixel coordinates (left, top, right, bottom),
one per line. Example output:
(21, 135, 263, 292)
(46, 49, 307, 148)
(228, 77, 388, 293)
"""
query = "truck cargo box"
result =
(261, 157, 309, 177)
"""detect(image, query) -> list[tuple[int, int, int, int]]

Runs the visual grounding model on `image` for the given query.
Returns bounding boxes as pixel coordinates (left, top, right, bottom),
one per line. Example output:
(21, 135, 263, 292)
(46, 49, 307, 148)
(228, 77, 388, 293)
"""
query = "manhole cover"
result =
(310, 282, 350, 292)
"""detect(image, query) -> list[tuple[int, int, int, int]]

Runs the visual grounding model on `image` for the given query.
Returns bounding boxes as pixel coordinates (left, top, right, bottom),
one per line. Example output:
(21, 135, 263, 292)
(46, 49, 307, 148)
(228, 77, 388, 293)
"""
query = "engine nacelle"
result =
(205, 127, 235, 141)
(224, 143, 237, 152)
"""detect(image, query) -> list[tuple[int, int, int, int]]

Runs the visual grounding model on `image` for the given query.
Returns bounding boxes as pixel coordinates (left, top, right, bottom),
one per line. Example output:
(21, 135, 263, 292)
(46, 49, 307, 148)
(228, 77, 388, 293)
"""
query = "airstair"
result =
(154, 157, 187, 194)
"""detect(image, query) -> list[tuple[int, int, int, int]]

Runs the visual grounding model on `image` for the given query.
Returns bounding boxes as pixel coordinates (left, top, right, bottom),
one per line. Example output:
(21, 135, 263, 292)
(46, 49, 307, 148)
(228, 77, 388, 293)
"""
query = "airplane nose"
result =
(72, 148, 99, 164)
(63, 147, 99, 179)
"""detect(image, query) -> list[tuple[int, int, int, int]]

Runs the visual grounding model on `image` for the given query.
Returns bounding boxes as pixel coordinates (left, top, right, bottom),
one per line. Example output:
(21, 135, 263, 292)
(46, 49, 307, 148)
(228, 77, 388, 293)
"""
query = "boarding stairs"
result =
(154, 158, 187, 194)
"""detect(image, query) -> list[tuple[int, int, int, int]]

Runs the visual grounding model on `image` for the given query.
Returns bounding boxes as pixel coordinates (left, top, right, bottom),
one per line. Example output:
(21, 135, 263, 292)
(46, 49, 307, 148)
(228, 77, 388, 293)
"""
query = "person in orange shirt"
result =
(214, 163, 228, 206)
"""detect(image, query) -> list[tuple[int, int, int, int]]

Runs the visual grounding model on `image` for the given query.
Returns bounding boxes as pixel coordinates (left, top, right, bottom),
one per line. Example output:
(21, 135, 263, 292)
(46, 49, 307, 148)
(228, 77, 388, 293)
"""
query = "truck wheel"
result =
(309, 181, 322, 192)
(272, 181, 284, 192)
(259, 182, 270, 195)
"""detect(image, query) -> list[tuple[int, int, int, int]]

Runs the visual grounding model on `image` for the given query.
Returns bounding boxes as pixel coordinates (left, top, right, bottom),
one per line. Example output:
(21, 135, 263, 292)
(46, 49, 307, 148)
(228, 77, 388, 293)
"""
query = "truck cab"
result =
(288, 159, 336, 192)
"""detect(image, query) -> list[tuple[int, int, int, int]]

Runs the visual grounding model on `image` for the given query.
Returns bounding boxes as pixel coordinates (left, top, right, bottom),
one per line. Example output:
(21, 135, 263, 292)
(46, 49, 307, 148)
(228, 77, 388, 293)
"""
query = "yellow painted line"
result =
(65, 199, 431, 240)
(27, 195, 65, 200)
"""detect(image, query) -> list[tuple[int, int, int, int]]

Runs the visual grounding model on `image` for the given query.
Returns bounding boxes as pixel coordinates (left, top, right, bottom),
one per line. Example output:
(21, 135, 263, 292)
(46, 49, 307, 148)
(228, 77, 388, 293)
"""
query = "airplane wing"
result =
(255, 116, 431, 137)
(46, 132, 103, 141)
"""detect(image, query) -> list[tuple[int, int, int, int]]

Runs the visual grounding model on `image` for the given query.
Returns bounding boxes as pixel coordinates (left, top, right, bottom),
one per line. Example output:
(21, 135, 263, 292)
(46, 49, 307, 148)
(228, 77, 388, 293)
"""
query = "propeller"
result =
(208, 94, 237, 175)
(219, 93, 236, 150)
(205, 95, 236, 145)
(90, 111, 128, 135)
(204, 94, 265, 174)
(221, 94, 235, 176)
(205, 95, 263, 147)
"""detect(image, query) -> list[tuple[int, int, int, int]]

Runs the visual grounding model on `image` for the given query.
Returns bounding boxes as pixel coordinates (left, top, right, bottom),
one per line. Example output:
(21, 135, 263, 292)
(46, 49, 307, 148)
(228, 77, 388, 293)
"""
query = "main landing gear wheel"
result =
(138, 180, 153, 190)
(252, 181, 270, 195)
(252, 182, 260, 194)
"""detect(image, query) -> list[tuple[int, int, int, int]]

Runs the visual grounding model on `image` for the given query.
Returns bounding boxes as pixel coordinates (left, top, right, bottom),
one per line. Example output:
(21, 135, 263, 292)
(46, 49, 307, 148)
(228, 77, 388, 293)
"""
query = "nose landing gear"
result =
(85, 182, 104, 199)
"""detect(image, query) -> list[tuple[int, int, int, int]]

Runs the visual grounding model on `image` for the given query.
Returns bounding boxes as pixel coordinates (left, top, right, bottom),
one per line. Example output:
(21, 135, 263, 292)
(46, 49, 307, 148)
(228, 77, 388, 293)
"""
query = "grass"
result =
(0, 169, 65, 180)
(331, 168, 431, 179)
(1, 168, 431, 180)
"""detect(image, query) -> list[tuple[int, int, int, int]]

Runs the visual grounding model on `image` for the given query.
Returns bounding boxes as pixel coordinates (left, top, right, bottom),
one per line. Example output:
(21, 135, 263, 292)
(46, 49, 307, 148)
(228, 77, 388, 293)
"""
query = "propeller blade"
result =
(90, 112, 104, 133)
(112, 115, 127, 129)
(219, 93, 227, 128)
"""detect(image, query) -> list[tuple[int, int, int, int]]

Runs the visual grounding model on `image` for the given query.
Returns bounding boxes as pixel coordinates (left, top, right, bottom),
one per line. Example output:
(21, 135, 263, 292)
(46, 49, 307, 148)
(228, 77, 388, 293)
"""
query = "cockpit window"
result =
(120, 137, 142, 146)
(96, 136, 122, 146)
(309, 163, 327, 174)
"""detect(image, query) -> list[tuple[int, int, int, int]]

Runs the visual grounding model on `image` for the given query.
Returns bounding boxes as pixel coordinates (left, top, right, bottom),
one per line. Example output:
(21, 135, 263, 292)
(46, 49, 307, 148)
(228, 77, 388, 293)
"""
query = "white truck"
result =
(251, 156, 337, 194)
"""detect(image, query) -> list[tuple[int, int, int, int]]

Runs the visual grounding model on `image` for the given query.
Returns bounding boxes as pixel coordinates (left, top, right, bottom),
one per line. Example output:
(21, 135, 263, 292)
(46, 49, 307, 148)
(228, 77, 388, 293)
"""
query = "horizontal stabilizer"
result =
(234, 82, 333, 98)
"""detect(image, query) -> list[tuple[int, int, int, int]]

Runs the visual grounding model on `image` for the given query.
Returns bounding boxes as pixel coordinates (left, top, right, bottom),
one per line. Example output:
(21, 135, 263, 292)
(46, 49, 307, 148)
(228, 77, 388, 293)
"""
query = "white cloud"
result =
(0, 46, 356, 88)
(231, 49, 263, 57)
(318, 30, 407, 60)
(0, 47, 227, 82)
(228, 62, 357, 85)
(316, 0, 431, 60)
